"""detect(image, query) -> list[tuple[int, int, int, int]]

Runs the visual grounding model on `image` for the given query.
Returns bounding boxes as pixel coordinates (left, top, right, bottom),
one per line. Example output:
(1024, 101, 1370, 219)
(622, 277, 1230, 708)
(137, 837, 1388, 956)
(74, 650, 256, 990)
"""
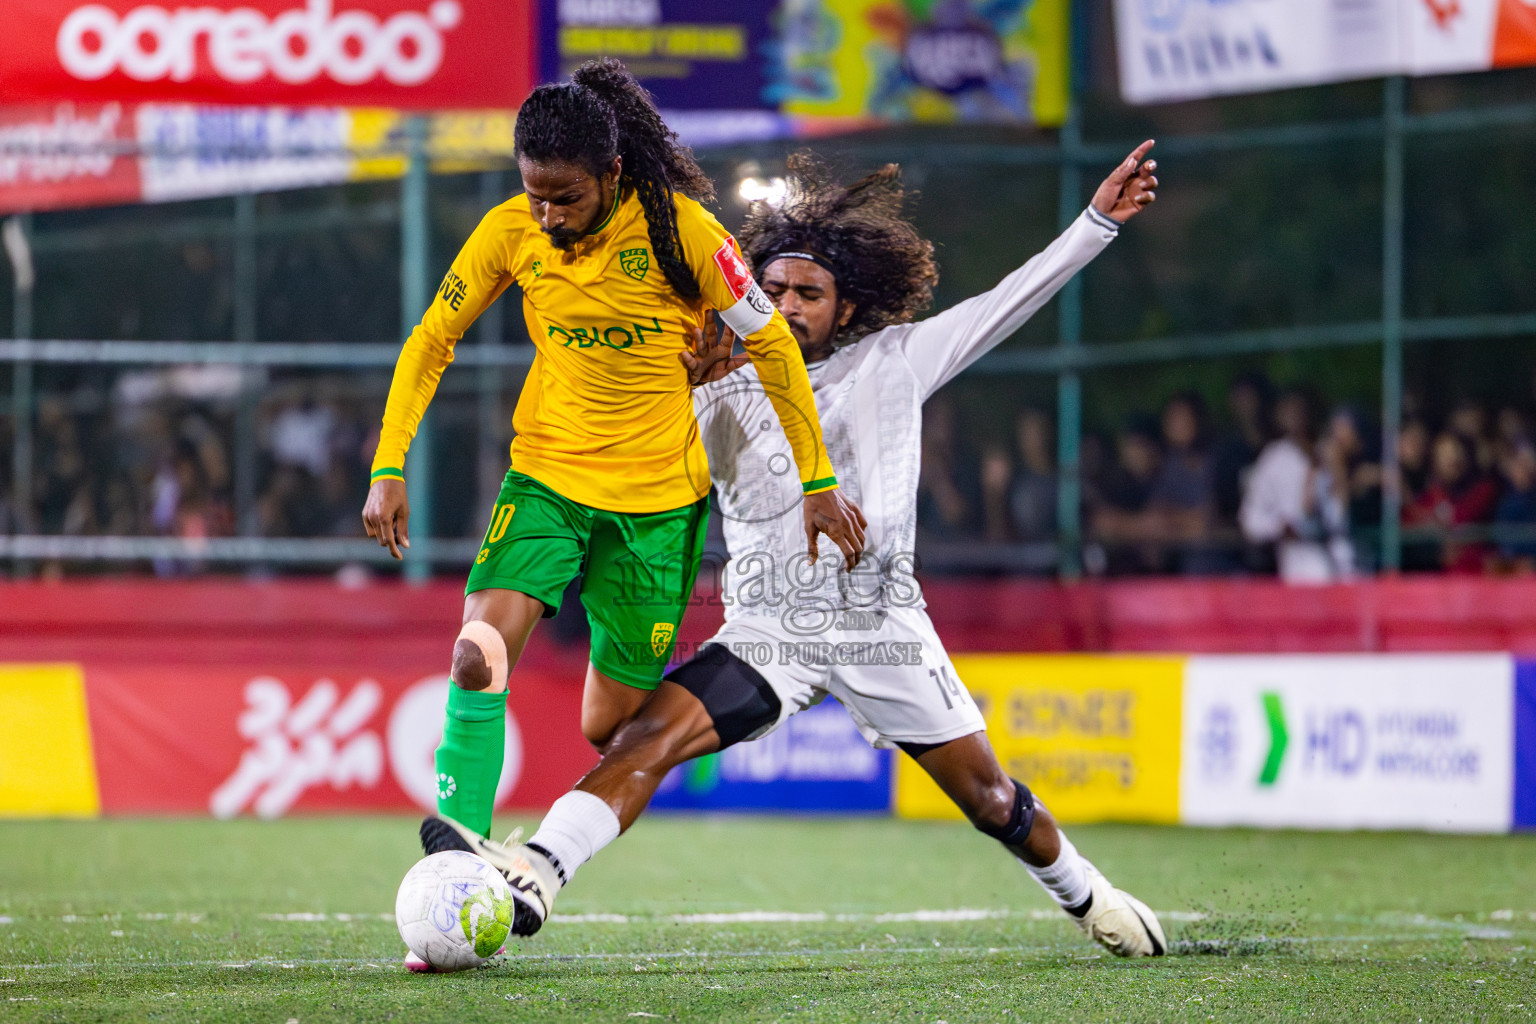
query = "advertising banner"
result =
(650, 698, 893, 813)
(1, 0, 536, 109)
(0, 665, 100, 818)
(1515, 660, 1536, 829)
(1182, 655, 1514, 832)
(84, 666, 595, 816)
(0, 104, 143, 215)
(540, 0, 1069, 143)
(1115, 0, 1536, 105)
(779, 0, 1069, 127)
(894, 656, 1183, 825)
(0, 103, 518, 214)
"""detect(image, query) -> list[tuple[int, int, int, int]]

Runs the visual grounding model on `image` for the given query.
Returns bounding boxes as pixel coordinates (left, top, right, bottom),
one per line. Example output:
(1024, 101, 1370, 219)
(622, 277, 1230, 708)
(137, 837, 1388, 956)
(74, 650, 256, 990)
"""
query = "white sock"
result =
(525, 791, 620, 885)
(1024, 831, 1093, 915)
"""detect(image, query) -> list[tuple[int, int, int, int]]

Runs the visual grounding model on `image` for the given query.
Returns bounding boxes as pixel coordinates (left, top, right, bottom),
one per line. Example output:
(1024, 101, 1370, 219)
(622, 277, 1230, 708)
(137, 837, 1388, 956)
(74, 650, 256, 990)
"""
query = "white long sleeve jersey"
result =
(692, 207, 1119, 630)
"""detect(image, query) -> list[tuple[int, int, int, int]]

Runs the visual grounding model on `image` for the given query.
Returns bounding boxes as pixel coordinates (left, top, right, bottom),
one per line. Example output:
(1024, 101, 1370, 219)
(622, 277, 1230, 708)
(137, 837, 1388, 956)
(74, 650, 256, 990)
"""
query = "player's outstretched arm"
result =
(898, 141, 1159, 399)
(1092, 140, 1158, 223)
(362, 478, 410, 560)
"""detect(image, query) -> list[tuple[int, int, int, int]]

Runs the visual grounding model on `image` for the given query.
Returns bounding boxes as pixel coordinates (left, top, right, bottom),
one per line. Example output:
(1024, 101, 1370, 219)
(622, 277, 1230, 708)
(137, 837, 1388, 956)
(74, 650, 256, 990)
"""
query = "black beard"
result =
(545, 229, 579, 251)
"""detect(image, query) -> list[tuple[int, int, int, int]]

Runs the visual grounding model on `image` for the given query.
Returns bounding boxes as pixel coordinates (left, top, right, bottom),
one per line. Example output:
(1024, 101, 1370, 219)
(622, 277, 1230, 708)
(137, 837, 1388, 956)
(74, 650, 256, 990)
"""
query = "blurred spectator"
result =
(270, 397, 336, 476)
(1493, 441, 1536, 571)
(1088, 415, 1163, 574)
(1213, 372, 1272, 529)
(1146, 392, 1222, 571)
(1495, 406, 1531, 465)
(1396, 418, 1431, 507)
(1240, 390, 1352, 582)
(917, 395, 978, 542)
(34, 397, 87, 534)
(151, 440, 214, 576)
(1403, 431, 1499, 573)
(1447, 398, 1496, 473)
(1321, 405, 1383, 540)
(990, 408, 1056, 544)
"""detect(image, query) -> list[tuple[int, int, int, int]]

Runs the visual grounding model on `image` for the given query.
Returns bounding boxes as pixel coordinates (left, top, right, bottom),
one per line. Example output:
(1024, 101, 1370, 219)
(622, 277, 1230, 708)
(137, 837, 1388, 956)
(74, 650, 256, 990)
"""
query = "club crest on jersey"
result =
(650, 622, 675, 658)
(619, 248, 650, 281)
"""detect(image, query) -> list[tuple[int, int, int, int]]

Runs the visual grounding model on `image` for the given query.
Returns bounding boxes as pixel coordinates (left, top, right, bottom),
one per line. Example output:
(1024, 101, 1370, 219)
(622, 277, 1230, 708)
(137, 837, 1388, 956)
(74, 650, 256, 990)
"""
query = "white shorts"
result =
(702, 605, 987, 750)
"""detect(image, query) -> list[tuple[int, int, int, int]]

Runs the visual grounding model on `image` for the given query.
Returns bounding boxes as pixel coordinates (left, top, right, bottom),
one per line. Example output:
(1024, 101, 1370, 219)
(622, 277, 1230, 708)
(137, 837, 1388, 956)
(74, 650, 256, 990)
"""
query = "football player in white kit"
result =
(426, 142, 1165, 957)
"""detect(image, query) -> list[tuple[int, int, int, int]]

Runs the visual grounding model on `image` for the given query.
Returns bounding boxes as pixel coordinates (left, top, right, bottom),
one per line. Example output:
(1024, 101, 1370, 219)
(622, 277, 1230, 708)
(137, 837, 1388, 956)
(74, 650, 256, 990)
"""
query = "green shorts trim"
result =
(466, 470, 708, 690)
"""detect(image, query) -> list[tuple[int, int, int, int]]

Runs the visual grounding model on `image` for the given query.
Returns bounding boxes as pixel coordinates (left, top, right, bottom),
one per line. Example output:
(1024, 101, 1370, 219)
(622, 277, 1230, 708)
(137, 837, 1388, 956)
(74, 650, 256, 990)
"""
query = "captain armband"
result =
(718, 279, 775, 339)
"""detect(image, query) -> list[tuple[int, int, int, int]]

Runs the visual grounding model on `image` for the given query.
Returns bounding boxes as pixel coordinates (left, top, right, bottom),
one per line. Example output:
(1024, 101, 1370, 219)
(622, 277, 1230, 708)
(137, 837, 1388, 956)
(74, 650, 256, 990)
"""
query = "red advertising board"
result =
(0, 103, 143, 215)
(85, 664, 596, 815)
(1, 0, 535, 109)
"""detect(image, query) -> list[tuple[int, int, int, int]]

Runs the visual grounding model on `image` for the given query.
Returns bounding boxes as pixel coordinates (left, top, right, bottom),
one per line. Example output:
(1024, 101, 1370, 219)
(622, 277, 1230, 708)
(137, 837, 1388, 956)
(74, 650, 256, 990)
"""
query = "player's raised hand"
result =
(681, 314, 748, 386)
(362, 478, 411, 560)
(804, 488, 868, 572)
(1092, 140, 1158, 224)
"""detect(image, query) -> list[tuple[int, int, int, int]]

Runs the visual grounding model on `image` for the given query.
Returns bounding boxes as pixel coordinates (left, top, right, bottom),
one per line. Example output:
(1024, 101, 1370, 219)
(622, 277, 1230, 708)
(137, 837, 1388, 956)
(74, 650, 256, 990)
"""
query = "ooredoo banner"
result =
(0, 0, 536, 109)
(1182, 655, 1515, 832)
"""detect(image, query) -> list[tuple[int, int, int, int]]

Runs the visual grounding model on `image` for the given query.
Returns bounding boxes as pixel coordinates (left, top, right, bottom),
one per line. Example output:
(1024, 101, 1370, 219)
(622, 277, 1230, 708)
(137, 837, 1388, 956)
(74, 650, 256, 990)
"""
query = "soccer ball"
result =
(395, 850, 515, 972)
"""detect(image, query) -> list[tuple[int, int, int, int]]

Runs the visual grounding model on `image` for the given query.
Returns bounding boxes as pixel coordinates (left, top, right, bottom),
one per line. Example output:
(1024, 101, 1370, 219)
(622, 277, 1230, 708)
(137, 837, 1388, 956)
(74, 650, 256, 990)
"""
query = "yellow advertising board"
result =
(0, 664, 100, 817)
(894, 655, 1182, 824)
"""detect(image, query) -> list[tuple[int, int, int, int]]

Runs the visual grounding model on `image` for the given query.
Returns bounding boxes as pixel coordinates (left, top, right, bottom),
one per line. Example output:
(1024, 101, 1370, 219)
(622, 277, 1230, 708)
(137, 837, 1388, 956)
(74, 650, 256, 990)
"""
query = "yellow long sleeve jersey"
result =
(370, 188, 837, 513)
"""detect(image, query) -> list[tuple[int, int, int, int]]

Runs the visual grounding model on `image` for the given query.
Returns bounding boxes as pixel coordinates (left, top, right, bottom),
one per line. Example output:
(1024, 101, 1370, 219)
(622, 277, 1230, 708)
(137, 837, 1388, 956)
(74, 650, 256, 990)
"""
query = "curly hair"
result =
(738, 152, 938, 344)
(514, 58, 715, 299)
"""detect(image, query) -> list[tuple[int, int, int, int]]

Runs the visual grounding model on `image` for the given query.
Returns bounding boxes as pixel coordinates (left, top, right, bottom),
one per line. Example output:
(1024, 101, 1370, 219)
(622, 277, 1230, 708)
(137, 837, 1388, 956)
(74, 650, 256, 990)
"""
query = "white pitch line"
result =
(17, 908, 1536, 927)
(0, 931, 1524, 975)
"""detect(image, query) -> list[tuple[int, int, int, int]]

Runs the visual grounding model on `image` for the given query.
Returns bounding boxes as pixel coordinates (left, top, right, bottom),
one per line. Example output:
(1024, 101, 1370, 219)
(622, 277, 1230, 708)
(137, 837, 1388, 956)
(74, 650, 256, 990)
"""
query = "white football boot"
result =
(1074, 864, 1166, 958)
(418, 815, 562, 937)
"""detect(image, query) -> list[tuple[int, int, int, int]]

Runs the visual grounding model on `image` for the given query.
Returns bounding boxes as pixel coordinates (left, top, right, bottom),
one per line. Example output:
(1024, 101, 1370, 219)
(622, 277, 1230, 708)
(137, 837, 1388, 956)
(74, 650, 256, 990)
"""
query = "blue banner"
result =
(1516, 661, 1536, 830)
(541, 1, 775, 111)
(650, 698, 893, 813)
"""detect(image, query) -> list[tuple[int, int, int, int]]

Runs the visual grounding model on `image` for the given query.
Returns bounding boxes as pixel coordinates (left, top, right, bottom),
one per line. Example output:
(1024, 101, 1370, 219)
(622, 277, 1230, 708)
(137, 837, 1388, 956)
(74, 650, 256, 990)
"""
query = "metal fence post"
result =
(233, 191, 259, 537)
(1053, 9, 1088, 581)
(1380, 76, 1406, 574)
(401, 115, 433, 580)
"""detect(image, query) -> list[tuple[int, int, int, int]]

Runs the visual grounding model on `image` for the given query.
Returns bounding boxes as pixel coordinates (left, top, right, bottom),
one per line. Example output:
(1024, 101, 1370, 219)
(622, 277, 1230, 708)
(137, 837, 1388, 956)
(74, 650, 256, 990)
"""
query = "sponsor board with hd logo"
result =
(1182, 655, 1515, 833)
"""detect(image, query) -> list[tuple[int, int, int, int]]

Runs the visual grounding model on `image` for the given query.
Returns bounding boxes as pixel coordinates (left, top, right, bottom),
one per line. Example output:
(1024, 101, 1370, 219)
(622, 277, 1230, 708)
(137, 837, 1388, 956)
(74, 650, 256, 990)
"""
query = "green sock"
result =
(434, 684, 508, 838)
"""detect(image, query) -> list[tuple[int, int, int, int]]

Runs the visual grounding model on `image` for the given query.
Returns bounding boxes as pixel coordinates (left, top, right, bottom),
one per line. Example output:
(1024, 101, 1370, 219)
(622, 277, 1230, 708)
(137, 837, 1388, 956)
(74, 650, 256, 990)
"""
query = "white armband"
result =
(718, 279, 775, 338)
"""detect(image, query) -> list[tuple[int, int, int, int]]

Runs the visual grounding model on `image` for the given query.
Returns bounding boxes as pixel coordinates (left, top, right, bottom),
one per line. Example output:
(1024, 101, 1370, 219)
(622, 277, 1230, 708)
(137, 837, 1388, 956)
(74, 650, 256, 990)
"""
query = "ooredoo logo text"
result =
(56, 0, 463, 87)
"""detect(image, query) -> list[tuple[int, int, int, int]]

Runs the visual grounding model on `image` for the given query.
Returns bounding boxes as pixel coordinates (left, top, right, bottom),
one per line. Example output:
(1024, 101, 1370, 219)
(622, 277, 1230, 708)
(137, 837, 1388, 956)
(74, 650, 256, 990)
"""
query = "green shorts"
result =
(466, 470, 708, 690)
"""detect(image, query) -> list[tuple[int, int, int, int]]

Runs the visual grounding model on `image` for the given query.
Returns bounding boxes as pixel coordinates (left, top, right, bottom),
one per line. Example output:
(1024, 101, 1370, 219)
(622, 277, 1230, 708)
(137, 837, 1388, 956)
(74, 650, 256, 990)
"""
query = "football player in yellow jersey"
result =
(361, 59, 866, 898)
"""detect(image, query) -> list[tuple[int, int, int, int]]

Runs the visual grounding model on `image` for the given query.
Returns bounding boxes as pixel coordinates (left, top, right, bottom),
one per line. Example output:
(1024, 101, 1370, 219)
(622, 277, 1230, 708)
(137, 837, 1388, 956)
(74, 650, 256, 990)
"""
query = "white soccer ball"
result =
(395, 850, 515, 972)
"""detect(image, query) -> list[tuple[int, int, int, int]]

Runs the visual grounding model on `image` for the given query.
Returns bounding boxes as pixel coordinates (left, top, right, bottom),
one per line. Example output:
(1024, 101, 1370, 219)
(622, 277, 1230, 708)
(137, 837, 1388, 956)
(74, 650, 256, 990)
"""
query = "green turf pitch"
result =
(1, 816, 1533, 1022)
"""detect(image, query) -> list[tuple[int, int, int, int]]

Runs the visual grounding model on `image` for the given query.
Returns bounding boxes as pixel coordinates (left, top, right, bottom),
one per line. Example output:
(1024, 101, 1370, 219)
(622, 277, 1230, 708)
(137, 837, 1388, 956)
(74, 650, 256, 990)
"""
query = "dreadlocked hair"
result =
(739, 152, 937, 344)
(514, 57, 715, 299)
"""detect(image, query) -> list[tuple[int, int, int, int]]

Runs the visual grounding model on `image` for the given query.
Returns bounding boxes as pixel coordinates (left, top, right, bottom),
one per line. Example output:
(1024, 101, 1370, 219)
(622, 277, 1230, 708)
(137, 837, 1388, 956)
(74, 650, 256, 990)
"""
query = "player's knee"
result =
(451, 621, 509, 693)
(962, 775, 1017, 832)
(971, 778, 1036, 848)
(581, 706, 620, 750)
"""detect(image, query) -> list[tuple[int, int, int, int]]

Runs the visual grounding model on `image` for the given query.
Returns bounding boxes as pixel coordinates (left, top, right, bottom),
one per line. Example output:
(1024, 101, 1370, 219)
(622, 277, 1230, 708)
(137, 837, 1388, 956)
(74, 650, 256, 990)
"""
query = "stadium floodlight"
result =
(735, 165, 788, 207)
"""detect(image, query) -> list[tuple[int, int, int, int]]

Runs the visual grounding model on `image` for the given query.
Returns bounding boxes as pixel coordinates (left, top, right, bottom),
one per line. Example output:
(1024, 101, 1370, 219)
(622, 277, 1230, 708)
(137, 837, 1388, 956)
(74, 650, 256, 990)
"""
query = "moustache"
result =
(543, 226, 580, 250)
